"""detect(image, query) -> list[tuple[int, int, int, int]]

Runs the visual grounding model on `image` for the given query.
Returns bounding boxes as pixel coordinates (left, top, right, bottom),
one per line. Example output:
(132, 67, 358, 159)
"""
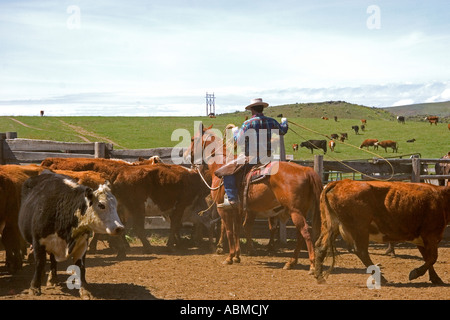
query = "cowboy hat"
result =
(245, 98, 269, 110)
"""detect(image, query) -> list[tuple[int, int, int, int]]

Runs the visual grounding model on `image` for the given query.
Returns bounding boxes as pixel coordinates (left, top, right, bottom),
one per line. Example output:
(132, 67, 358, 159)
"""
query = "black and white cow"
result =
(18, 171, 124, 299)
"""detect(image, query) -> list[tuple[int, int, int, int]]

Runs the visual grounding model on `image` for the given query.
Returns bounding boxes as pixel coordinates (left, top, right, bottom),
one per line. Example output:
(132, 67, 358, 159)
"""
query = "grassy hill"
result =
(381, 101, 450, 122)
(225, 101, 395, 121)
(1, 110, 448, 161)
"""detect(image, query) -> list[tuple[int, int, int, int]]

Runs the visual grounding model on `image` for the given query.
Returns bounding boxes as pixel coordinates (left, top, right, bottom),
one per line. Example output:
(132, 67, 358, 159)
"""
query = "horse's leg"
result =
(232, 207, 241, 263)
(216, 222, 226, 254)
(285, 211, 315, 274)
(267, 217, 278, 253)
(218, 208, 237, 265)
(242, 210, 257, 255)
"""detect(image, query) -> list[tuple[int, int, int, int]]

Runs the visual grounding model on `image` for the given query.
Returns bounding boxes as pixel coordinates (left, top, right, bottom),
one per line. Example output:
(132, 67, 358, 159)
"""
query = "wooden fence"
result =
(1, 132, 449, 242)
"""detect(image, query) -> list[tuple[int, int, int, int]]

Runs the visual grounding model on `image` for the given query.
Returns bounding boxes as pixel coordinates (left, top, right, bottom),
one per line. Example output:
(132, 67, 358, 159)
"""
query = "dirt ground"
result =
(1, 235, 449, 301)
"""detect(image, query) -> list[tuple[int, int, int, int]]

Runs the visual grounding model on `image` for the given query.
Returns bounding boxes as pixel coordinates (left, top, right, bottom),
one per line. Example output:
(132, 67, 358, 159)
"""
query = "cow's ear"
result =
(85, 187, 94, 206)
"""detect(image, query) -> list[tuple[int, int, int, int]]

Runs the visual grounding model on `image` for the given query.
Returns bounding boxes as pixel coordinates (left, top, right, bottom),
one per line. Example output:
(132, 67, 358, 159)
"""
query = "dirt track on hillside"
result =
(1, 236, 449, 301)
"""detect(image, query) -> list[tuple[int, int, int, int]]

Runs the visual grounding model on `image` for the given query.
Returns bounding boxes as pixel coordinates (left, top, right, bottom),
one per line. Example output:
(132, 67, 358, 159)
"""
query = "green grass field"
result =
(0, 114, 448, 161)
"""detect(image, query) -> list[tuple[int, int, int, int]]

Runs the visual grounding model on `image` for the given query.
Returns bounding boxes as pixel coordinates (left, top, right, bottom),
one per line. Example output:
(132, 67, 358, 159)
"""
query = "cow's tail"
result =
(314, 182, 340, 283)
(308, 171, 323, 244)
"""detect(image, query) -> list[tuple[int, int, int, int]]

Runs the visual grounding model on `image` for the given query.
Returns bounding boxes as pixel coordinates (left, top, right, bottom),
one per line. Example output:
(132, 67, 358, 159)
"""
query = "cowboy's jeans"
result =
(223, 175, 238, 203)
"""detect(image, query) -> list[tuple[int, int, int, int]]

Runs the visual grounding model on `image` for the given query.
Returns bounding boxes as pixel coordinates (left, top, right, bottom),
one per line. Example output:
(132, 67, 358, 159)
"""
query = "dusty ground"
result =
(1, 235, 449, 301)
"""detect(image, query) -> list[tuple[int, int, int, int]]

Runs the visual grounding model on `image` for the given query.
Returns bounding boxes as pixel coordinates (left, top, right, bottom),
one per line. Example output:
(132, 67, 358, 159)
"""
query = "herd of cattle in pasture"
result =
(0, 136, 449, 299)
(292, 115, 449, 155)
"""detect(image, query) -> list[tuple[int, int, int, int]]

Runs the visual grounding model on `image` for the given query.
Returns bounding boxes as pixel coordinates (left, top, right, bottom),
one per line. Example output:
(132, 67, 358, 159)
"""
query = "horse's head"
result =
(183, 123, 214, 165)
(184, 123, 237, 167)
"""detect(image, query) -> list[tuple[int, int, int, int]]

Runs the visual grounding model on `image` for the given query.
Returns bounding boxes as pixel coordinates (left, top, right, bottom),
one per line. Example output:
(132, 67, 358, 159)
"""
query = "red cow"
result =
(374, 140, 398, 152)
(359, 139, 378, 149)
(315, 179, 450, 285)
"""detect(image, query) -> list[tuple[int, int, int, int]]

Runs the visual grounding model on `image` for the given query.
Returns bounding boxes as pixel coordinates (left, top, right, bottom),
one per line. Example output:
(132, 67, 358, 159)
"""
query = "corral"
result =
(0, 130, 449, 301)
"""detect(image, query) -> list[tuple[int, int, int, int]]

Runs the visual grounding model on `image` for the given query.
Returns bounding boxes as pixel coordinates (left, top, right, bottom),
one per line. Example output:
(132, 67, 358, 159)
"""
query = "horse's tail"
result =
(314, 181, 340, 282)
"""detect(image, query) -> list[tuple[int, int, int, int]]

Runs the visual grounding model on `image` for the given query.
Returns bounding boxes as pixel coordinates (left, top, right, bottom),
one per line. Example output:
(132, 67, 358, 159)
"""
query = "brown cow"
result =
(0, 164, 44, 272)
(292, 143, 299, 152)
(425, 116, 439, 125)
(359, 139, 378, 150)
(361, 119, 367, 125)
(374, 140, 398, 152)
(314, 179, 450, 285)
(40, 158, 211, 254)
(328, 140, 336, 152)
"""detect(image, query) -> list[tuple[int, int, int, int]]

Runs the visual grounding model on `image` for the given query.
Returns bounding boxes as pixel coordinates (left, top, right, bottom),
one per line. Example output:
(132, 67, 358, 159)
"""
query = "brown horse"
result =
(186, 124, 323, 272)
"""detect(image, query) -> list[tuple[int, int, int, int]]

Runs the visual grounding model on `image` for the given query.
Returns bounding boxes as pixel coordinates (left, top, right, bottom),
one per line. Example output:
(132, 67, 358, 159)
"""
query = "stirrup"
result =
(217, 194, 238, 210)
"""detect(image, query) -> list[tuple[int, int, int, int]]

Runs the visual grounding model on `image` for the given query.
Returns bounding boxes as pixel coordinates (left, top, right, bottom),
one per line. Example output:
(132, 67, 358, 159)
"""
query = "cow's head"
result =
(82, 181, 124, 236)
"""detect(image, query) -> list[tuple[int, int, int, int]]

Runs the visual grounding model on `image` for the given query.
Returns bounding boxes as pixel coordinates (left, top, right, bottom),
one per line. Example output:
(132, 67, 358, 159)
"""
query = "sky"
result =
(0, 0, 449, 116)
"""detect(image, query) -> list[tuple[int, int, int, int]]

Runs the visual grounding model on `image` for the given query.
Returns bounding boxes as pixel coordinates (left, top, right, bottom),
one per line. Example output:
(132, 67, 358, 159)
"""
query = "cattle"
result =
(330, 133, 339, 140)
(361, 119, 367, 125)
(328, 140, 336, 152)
(0, 164, 44, 273)
(397, 116, 405, 124)
(334, 116, 338, 122)
(339, 133, 348, 142)
(292, 143, 299, 152)
(18, 171, 124, 298)
(448, 123, 450, 131)
(314, 179, 450, 285)
(321, 117, 329, 120)
(359, 139, 378, 150)
(406, 138, 416, 143)
(374, 140, 398, 152)
(300, 140, 327, 154)
(425, 116, 439, 125)
(435, 152, 450, 186)
(40, 158, 211, 255)
(351, 125, 359, 134)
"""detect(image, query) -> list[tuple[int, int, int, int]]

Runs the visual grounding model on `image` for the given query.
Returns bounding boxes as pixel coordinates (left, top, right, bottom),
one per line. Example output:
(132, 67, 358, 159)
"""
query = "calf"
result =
(292, 143, 299, 152)
(359, 139, 378, 150)
(314, 179, 450, 285)
(374, 140, 398, 152)
(351, 125, 359, 134)
(300, 140, 327, 154)
(425, 116, 439, 125)
(328, 140, 336, 152)
(18, 171, 124, 299)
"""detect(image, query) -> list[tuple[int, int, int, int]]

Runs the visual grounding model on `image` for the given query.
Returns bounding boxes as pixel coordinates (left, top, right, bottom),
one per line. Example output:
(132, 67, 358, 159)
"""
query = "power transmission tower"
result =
(205, 92, 215, 116)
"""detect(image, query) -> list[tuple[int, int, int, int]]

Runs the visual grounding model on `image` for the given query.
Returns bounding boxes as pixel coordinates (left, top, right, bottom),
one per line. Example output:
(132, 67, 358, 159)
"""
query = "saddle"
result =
(214, 157, 278, 212)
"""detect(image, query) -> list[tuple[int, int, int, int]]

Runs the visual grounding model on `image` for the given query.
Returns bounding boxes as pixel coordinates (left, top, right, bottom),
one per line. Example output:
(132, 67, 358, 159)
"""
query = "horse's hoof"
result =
(233, 257, 241, 263)
(316, 277, 326, 284)
(223, 259, 233, 265)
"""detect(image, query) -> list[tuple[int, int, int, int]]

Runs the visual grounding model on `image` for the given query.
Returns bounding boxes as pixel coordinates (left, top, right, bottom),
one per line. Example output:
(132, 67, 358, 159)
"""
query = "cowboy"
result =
(219, 98, 288, 209)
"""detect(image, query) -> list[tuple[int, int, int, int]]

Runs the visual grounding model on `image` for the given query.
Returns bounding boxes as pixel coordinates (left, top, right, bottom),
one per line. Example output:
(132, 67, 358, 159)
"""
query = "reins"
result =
(288, 120, 396, 181)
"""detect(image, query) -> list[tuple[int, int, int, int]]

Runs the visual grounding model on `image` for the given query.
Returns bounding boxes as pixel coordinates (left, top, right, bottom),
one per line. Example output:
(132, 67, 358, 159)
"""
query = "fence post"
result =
(314, 154, 324, 183)
(6, 132, 17, 139)
(95, 142, 106, 158)
(0, 133, 5, 165)
(411, 157, 421, 182)
(279, 135, 286, 161)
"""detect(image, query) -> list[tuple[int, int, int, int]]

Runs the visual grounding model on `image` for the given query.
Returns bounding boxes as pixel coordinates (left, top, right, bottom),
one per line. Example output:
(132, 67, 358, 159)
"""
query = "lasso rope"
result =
(288, 120, 395, 181)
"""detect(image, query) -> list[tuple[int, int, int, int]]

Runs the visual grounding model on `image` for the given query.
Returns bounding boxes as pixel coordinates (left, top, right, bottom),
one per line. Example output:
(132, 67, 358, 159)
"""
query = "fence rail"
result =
(1, 132, 449, 184)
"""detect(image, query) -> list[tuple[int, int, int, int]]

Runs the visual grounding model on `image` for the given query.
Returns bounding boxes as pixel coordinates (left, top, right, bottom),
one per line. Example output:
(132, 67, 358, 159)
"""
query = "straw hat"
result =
(245, 98, 269, 110)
